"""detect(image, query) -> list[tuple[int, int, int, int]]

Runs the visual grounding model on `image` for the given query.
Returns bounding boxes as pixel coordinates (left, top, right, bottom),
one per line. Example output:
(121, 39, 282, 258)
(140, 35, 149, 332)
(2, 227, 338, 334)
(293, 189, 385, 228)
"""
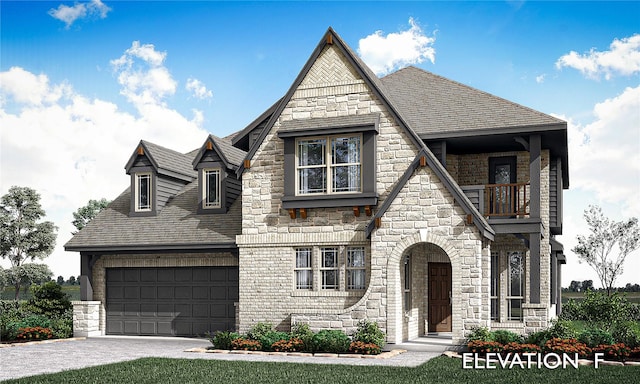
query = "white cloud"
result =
(556, 34, 640, 80)
(358, 18, 436, 76)
(561, 85, 640, 216)
(535, 74, 546, 84)
(0, 66, 209, 277)
(186, 78, 213, 100)
(48, 0, 111, 29)
(110, 41, 177, 108)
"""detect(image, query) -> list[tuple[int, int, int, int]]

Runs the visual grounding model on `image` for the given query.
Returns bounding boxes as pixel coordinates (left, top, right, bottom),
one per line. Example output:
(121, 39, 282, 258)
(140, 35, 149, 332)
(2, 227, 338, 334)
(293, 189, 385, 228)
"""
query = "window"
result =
(295, 248, 313, 290)
(346, 247, 366, 290)
(202, 168, 221, 209)
(296, 134, 361, 195)
(490, 252, 499, 320)
(135, 173, 152, 212)
(507, 251, 524, 320)
(321, 247, 339, 290)
(404, 255, 411, 311)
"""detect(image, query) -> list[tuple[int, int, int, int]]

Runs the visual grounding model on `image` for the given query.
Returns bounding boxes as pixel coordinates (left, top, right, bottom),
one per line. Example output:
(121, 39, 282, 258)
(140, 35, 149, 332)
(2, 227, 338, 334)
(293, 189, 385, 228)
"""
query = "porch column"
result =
(80, 253, 94, 301)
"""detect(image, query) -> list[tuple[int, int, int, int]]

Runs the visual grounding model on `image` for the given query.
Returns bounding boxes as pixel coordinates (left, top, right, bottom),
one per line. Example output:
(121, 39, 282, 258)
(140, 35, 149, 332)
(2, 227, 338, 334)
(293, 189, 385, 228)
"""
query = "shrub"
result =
(259, 331, 290, 351)
(578, 327, 615, 348)
(491, 330, 522, 345)
(247, 322, 273, 341)
(25, 282, 72, 318)
(611, 321, 640, 348)
(543, 338, 591, 358)
(547, 319, 579, 339)
(593, 343, 631, 362)
(49, 316, 73, 339)
(207, 331, 240, 350)
(524, 330, 550, 347)
(467, 340, 503, 354)
(16, 326, 53, 341)
(502, 342, 541, 354)
(467, 326, 492, 342)
(560, 290, 638, 325)
(231, 338, 262, 351)
(311, 330, 351, 353)
(272, 338, 305, 352)
(349, 341, 381, 355)
(352, 320, 385, 348)
(291, 323, 315, 351)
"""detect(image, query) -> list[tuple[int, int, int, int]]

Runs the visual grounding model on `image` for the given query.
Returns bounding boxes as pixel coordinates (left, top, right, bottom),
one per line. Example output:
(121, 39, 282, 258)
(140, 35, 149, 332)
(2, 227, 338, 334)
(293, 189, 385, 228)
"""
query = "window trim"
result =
(320, 247, 339, 290)
(293, 246, 368, 292)
(134, 172, 153, 212)
(403, 255, 411, 311)
(202, 168, 222, 209)
(490, 252, 500, 321)
(294, 248, 313, 290)
(346, 247, 366, 291)
(506, 251, 525, 321)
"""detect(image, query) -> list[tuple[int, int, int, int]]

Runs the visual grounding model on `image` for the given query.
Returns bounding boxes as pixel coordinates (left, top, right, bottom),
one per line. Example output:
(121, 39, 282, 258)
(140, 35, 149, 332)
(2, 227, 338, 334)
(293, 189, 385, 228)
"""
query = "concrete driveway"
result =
(0, 336, 447, 381)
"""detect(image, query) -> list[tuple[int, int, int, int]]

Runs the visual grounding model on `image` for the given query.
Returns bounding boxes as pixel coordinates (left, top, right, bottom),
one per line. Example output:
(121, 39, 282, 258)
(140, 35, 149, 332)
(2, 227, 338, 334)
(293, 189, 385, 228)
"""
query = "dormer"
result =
(124, 140, 197, 216)
(192, 135, 247, 214)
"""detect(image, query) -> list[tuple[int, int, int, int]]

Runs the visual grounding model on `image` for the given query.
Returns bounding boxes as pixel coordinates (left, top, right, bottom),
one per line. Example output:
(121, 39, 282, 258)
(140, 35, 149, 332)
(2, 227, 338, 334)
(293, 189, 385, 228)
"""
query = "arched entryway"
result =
(386, 230, 462, 344)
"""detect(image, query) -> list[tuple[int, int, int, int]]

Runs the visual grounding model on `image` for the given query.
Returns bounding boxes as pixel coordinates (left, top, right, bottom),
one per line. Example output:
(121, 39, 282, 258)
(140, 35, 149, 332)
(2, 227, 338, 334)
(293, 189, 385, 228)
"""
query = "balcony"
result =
(461, 183, 530, 218)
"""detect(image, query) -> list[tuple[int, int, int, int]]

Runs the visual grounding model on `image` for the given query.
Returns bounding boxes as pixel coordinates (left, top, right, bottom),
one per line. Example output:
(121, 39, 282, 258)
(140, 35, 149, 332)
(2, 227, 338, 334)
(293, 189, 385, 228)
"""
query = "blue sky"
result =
(1, 1, 639, 288)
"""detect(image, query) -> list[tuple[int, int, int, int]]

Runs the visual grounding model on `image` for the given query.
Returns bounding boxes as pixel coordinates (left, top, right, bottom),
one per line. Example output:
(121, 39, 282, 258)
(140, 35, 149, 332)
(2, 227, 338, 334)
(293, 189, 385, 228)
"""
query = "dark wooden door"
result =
(428, 263, 452, 332)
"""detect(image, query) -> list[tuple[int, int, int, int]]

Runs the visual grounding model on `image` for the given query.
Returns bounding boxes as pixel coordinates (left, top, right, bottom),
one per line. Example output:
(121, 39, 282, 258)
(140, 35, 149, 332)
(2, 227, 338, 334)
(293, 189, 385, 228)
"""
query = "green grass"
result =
(562, 291, 640, 304)
(3, 356, 638, 384)
(0, 286, 80, 301)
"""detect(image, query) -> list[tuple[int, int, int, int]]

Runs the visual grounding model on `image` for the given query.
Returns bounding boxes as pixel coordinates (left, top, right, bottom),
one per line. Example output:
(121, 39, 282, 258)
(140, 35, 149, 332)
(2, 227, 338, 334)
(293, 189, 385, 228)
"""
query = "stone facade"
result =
(71, 301, 101, 337)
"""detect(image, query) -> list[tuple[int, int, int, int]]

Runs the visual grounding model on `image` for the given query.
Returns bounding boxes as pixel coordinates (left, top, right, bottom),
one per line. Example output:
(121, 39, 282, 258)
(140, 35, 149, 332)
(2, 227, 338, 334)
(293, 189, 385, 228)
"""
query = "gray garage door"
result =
(106, 267, 238, 336)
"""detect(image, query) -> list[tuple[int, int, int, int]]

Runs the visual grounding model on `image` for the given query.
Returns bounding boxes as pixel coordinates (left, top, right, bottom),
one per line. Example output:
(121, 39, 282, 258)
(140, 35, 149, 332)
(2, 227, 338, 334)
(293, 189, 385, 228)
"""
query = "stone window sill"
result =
(291, 290, 365, 298)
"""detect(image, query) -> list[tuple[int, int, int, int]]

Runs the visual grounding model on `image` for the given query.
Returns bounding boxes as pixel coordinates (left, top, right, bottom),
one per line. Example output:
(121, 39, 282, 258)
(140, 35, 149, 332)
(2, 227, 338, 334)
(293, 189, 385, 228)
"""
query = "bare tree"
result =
(572, 205, 640, 295)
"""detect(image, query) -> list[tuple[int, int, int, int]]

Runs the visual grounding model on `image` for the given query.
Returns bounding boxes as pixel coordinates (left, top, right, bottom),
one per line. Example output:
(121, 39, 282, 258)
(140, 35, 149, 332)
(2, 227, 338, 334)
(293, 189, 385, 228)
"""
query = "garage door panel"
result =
(106, 266, 238, 337)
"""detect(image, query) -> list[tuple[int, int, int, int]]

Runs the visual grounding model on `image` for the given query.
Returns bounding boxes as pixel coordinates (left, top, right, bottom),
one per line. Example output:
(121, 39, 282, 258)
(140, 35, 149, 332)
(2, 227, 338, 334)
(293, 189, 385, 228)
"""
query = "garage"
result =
(105, 266, 238, 336)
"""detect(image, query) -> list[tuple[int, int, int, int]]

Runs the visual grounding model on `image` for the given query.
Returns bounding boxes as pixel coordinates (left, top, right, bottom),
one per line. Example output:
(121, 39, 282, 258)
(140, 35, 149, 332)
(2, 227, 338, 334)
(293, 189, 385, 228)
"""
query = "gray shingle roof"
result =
(127, 140, 197, 180)
(380, 66, 565, 137)
(64, 181, 241, 251)
(210, 135, 246, 168)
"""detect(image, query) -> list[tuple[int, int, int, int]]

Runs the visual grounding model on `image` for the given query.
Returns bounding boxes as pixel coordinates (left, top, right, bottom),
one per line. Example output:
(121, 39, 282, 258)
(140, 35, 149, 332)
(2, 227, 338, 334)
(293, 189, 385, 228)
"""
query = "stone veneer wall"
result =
(72, 301, 101, 337)
(90, 252, 238, 335)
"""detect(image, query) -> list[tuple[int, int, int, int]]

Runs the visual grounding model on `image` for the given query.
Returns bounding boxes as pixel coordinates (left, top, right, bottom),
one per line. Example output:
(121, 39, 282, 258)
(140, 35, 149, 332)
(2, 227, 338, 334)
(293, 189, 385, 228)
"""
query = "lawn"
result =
(3, 356, 638, 384)
(562, 291, 640, 304)
(0, 286, 80, 301)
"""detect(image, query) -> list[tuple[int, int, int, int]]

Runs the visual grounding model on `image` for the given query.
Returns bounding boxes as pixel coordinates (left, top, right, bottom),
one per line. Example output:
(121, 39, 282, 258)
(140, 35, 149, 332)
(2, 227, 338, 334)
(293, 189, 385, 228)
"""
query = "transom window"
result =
(202, 168, 221, 209)
(295, 248, 313, 290)
(321, 247, 339, 290)
(135, 173, 152, 212)
(296, 134, 361, 195)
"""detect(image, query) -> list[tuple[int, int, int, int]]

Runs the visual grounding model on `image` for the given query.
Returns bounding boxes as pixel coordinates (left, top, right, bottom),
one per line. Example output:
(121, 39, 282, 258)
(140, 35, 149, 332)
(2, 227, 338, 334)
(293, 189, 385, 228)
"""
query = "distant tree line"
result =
(563, 279, 640, 293)
(56, 275, 81, 286)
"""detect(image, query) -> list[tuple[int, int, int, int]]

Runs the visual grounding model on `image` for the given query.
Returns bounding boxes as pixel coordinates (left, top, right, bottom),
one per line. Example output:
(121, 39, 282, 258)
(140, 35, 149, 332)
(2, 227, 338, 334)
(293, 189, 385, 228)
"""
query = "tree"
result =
(569, 280, 582, 292)
(5, 263, 54, 296)
(67, 275, 76, 285)
(72, 198, 110, 233)
(57, 275, 65, 285)
(0, 186, 58, 299)
(0, 266, 6, 291)
(572, 205, 640, 296)
(581, 279, 593, 292)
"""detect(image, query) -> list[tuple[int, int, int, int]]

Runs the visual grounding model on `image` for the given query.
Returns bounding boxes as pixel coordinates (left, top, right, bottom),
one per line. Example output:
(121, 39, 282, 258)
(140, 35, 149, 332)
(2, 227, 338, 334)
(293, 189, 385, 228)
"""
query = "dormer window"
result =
(135, 172, 152, 212)
(296, 134, 361, 195)
(202, 168, 221, 209)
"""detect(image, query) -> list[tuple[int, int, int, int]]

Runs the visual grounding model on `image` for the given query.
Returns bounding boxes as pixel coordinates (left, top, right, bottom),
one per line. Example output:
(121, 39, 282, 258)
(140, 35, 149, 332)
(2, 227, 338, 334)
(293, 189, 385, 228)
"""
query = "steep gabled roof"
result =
(192, 134, 247, 171)
(381, 66, 566, 137)
(235, 27, 492, 240)
(124, 140, 197, 181)
(231, 97, 282, 150)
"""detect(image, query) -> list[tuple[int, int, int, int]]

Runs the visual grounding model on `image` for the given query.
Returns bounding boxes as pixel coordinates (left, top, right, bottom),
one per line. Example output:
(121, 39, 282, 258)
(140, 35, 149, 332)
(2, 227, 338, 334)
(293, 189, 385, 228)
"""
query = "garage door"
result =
(106, 266, 238, 336)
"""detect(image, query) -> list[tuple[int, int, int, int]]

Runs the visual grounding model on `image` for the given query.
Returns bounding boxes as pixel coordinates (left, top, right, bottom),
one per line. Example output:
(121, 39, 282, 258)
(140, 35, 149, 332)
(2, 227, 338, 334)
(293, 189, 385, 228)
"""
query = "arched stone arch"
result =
(386, 229, 463, 344)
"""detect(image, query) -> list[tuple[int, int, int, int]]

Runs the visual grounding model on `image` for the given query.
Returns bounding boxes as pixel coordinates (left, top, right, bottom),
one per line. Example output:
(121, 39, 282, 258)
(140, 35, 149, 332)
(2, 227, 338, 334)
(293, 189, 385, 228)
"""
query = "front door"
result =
(428, 263, 452, 332)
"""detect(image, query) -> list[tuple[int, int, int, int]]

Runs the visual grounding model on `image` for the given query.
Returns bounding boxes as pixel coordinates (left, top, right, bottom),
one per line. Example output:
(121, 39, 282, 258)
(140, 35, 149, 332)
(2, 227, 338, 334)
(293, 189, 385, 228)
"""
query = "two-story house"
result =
(66, 28, 568, 344)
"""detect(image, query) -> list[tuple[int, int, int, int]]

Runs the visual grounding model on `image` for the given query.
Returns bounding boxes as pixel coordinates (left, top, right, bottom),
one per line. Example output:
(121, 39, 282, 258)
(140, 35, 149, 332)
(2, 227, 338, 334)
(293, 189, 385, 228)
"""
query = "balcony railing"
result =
(461, 183, 530, 218)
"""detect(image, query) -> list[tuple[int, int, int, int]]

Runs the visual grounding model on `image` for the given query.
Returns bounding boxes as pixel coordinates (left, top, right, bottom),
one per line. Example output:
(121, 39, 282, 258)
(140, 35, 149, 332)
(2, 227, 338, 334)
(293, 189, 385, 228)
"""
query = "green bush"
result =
(49, 315, 73, 339)
(247, 322, 273, 341)
(259, 331, 290, 351)
(560, 290, 639, 325)
(578, 327, 615, 348)
(311, 330, 351, 353)
(352, 320, 385, 348)
(291, 323, 315, 352)
(466, 327, 492, 342)
(25, 282, 72, 318)
(206, 330, 241, 350)
(524, 330, 550, 347)
(611, 321, 640, 348)
(491, 330, 522, 345)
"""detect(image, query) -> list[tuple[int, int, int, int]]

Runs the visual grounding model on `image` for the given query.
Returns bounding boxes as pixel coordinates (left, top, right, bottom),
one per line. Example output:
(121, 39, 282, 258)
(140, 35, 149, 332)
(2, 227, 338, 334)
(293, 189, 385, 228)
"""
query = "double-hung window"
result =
(295, 248, 313, 290)
(346, 247, 366, 290)
(321, 247, 339, 290)
(297, 134, 361, 195)
(135, 173, 152, 212)
(202, 168, 221, 209)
